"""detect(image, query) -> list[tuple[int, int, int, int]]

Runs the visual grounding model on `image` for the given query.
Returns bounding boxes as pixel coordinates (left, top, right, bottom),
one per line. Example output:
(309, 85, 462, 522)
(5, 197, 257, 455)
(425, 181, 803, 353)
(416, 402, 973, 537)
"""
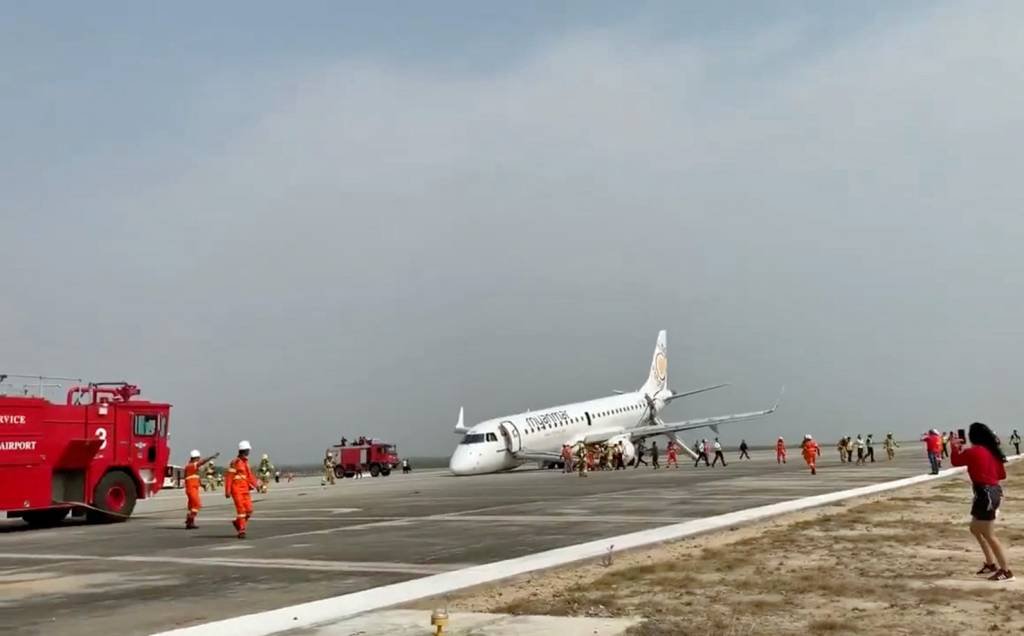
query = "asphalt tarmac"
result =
(0, 450, 932, 635)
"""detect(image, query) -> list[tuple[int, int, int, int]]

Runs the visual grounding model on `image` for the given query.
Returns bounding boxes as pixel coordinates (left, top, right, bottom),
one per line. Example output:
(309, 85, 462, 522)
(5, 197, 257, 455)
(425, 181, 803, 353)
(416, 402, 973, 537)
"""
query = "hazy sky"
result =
(3, 1, 1023, 462)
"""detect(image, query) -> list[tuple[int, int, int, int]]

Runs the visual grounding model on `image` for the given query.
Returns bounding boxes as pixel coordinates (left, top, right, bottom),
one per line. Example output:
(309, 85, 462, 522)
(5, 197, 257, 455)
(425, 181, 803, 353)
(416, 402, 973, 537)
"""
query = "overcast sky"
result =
(3, 1, 1023, 462)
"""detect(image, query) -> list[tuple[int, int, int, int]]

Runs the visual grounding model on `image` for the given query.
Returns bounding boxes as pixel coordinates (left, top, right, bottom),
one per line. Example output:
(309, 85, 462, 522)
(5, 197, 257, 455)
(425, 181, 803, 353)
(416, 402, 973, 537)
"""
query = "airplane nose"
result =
(448, 447, 479, 476)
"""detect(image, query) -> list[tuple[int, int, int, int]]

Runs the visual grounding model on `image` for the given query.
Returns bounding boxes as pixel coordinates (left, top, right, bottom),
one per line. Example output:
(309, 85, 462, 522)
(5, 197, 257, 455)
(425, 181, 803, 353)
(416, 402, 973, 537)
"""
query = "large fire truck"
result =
(0, 376, 171, 527)
(329, 439, 399, 478)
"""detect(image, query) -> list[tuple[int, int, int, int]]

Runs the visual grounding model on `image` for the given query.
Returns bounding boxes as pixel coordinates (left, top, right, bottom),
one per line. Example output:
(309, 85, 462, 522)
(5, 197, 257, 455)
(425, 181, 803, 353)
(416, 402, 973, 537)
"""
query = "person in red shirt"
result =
(776, 437, 787, 464)
(921, 429, 943, 475)
(951, 422, 1012, 582)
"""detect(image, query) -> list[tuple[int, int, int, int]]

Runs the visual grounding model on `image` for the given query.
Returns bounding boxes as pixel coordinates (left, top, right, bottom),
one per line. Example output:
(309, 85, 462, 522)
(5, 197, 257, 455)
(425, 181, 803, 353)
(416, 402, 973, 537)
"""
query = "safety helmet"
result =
(929, 428, 939, 435)
(262, 453, 269, 460)
(805, 434, 812, 440)
(238, 440, 252, 451)
(189, 449, 201, 459)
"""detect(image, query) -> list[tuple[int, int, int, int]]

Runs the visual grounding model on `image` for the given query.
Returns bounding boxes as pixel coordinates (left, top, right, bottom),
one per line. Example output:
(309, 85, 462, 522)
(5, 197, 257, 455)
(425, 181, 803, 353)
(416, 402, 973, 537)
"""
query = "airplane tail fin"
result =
(640, 330, 668, 396)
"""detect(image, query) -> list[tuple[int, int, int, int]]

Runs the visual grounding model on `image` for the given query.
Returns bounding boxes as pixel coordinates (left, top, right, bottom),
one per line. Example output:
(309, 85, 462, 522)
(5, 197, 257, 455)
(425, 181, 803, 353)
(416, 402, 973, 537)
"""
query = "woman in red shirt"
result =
(951, 422, 1012, 581)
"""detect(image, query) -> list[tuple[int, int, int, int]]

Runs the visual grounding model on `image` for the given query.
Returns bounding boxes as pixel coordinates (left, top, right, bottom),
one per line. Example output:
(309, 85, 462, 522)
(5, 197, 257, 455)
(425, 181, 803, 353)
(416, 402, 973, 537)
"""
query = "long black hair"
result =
(968, 422, 1007, 464)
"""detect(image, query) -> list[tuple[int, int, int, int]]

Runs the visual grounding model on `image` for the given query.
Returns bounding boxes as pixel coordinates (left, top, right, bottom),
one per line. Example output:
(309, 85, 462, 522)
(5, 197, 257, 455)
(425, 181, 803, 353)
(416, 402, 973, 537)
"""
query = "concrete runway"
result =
(1, 451, 931, 635)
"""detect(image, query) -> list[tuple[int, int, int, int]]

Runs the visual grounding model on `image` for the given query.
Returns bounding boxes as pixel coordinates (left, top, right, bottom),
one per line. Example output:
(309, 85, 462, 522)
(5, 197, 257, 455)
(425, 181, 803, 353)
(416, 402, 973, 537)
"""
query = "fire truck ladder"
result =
(0, 373, 83, 397)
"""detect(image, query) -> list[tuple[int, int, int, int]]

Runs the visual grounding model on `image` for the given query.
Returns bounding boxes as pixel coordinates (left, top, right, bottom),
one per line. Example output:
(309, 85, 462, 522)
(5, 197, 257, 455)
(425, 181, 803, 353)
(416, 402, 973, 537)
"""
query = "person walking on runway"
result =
(738, 439, 751, 460)
(694, 439, 710, 467)
(711, 438, 727, 467)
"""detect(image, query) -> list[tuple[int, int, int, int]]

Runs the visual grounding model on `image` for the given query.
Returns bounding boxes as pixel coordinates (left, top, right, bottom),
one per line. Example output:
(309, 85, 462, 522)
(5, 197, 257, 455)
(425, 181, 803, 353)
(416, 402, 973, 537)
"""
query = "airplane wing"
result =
(663, 383, 729, 403)
(631, 390, 782, 441)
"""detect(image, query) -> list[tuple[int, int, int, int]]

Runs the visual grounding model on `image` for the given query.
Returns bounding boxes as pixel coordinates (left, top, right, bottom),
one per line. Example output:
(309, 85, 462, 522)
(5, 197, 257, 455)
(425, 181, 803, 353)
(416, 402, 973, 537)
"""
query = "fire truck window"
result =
(133, 414, 158, 436)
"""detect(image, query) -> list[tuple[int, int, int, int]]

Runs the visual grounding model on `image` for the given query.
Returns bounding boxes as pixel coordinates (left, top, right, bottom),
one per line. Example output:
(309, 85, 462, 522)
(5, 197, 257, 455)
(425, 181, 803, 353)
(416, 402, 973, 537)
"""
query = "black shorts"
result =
(971, 484, 1002, 521)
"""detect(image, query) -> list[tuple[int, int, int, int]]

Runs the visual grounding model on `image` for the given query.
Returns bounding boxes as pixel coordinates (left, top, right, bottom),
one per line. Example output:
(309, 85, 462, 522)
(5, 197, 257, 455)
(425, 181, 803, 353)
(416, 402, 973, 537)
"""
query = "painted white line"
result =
(153, 465, 972, 636)
(436, 515, 693, 524)
(0, 553, 470, 575)
(261, 500, 546, 541)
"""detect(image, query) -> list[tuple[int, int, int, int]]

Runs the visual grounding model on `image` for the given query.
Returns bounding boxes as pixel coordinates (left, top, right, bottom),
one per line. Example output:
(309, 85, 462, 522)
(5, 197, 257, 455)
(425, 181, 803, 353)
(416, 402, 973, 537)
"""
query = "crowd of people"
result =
(833, 433, 901, 465)
(559, 435, 828, 475)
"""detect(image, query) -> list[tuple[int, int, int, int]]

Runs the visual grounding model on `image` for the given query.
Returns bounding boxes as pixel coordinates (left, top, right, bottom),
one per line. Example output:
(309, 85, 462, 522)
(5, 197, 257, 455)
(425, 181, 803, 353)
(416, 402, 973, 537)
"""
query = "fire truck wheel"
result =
(334, 466, 346, 479)
(87, 471, 138, 523)
(380, 467, 391, 476)
(369, 463, 381, 477)
(22, 508, 69, 528)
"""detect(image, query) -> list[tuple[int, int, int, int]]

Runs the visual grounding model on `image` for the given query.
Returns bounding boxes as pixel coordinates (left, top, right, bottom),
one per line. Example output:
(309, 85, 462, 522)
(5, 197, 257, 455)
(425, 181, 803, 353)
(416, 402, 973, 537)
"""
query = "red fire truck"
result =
(0, 378, 171, 527)
(330, 439, 399, 478)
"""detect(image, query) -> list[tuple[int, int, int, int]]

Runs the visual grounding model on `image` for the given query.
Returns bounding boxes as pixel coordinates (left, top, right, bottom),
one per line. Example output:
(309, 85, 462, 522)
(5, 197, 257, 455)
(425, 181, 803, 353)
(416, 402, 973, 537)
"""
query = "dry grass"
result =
(423, 462, 1024, 635)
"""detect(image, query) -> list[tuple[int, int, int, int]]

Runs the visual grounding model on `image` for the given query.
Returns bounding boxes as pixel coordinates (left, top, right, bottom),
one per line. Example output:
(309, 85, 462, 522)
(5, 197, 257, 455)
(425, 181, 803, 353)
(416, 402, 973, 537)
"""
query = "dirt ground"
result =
(414, 462, 1024, 636)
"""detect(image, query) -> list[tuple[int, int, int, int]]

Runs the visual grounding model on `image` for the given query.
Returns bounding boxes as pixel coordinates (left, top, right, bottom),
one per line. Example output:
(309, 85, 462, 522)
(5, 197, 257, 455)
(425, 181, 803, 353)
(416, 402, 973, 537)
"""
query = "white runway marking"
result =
(155, 516, 386, 523)
(0, 553, 470, 575)
(432, 515, 692, 524)
(262, 500, 544, 541)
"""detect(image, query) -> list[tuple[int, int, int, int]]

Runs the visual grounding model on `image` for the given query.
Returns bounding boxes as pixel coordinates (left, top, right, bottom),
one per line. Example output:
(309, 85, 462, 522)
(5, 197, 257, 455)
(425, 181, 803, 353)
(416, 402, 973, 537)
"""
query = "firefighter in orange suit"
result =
(801, 434, 820, 475)
(776, 437, 787, 464)
(225, 440, 258, 538)
(184, 449, 219, 529)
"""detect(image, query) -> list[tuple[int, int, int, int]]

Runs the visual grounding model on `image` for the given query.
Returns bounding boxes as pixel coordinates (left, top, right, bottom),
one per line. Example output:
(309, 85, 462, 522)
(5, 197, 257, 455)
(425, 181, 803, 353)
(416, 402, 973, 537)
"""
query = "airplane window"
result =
(460, 434, 486, 444)
(486, 433, 498, 442)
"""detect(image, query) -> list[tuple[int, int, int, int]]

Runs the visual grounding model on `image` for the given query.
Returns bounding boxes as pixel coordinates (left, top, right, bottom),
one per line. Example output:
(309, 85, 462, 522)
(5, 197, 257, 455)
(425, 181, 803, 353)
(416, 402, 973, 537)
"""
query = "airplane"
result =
(448, 330, 781, 475)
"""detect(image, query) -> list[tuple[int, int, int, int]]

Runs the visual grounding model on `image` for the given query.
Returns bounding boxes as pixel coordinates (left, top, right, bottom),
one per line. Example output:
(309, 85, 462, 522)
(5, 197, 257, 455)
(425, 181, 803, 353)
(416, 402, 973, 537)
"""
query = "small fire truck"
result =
(0, 377, 171, 527)
(329, 439, 399, 478)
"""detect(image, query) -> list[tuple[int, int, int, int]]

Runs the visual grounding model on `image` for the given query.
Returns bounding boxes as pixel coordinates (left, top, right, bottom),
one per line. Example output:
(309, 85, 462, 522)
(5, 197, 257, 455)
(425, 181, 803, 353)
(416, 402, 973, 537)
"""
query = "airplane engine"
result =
(607, 436, 635, 464)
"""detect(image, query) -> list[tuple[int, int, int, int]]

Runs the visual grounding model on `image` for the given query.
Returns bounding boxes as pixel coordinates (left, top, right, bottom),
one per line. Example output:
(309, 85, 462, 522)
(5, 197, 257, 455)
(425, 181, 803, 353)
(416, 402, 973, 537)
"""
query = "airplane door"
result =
(498, 421, 522, 454)
(585, 412, 592, 427)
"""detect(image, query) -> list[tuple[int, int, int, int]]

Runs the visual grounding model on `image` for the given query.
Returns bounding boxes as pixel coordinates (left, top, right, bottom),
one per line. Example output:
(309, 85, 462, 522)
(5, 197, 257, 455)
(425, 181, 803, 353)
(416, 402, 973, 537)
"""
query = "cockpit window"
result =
(486, 433, 498, 442)
(460, 433, 486, 444)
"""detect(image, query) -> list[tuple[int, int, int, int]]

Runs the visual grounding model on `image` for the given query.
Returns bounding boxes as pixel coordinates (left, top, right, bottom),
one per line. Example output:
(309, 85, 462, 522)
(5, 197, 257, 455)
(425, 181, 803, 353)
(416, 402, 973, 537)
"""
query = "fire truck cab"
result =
(0, 380, 171, 527)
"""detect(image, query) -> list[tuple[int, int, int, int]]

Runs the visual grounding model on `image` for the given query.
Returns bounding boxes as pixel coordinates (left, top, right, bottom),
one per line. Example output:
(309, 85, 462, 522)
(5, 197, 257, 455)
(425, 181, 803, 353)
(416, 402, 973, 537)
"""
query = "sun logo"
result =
(654, 352, 667, 382)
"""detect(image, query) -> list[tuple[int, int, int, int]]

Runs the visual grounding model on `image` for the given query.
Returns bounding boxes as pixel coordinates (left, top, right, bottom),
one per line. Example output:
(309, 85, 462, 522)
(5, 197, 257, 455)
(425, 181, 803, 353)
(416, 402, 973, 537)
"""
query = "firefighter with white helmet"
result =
(184, 448, 219, 529)
(776, 436, 786, 464)
(801, 434, 820, 475)
(225, 440, 258, 538)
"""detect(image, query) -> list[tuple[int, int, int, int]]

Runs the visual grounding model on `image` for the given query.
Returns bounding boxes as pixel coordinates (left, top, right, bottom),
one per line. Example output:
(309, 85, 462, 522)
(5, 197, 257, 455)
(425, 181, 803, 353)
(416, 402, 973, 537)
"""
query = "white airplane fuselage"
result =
(449, 390, 658, 475)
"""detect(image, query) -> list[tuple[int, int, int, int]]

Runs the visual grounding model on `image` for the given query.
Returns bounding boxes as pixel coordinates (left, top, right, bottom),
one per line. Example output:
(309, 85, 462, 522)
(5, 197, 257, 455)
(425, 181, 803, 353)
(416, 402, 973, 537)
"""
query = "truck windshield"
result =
(460, 433, 486, 444)
(133, 414, 158, 436)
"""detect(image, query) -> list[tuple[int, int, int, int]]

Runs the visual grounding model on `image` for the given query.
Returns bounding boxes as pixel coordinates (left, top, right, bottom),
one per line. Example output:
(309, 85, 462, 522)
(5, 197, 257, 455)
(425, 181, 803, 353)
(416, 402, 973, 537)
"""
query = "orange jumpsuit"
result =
(184, 461, 202, 528)
(226, 456, 257, 536)
(802, 440, 820, 475)
(776, 440, 787, 464)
